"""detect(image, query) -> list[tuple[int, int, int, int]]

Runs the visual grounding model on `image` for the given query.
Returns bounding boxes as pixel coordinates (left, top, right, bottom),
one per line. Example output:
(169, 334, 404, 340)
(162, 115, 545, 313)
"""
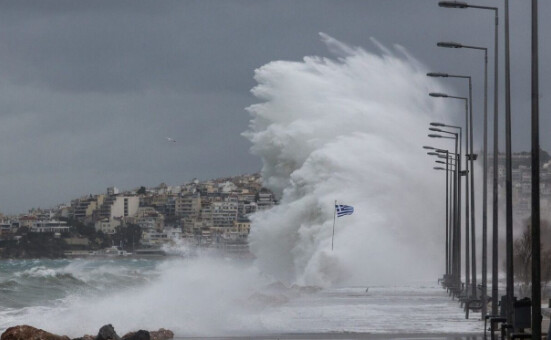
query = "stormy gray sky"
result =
(0, 1, 548, 214)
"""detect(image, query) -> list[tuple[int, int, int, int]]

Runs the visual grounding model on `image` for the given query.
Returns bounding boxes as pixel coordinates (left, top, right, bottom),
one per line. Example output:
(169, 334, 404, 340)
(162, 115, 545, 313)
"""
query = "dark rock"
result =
(1, 325, 70, 340)
(149, 329, 174, 340)
(121, 330, 150, 340)
(72, 336, 94, 340)
(96, 324, 121, 340)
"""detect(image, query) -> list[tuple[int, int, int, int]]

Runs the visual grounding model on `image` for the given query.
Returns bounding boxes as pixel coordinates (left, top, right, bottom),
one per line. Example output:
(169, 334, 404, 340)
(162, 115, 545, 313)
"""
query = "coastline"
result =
(171, 333, 484, 340)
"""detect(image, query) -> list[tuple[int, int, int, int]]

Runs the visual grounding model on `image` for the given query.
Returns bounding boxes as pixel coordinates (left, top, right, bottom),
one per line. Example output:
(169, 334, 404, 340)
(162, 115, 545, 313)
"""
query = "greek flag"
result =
(336, 204, 354, 217)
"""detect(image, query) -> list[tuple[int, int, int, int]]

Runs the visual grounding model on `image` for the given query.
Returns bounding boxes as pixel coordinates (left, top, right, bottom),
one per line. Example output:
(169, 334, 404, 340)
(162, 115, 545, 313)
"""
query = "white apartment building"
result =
(211, 197, 238, 228)
(100, 196, 139, 220)
(141, 227, 182, 246)
(31, 220, 70, 233)
(175, 193, 201, 217)
(94, 218, 121, 234)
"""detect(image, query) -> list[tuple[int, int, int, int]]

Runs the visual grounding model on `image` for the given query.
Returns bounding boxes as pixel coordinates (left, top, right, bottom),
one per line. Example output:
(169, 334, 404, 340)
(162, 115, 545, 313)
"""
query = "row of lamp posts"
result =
(423, 1, 541, 338)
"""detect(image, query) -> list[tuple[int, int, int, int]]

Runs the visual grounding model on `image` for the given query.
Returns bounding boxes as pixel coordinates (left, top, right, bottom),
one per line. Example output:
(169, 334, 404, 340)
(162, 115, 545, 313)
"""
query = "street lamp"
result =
(531, 1, 542, 337)
(437, 40, 489, 311)
(429, 70, 478, 299)
(430, 93, 470, 295)
(438, 0, 499, 319)
(438, 1, 469, 9)
(428, 146, 456, 282)
(429, 132, 461, 287)
(434, 157, 452, 281)
(436, 41, 463, 49)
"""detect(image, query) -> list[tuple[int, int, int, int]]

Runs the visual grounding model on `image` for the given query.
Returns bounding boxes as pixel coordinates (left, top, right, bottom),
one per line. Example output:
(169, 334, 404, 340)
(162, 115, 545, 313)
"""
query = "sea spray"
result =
(0, 34, 464, 337)
(245, 33, 455, 287)
(0, 257, 269, 337)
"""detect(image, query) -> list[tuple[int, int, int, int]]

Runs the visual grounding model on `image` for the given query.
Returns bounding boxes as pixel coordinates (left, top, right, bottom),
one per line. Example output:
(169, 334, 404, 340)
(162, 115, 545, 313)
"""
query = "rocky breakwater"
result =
(1, 324, 174, 340)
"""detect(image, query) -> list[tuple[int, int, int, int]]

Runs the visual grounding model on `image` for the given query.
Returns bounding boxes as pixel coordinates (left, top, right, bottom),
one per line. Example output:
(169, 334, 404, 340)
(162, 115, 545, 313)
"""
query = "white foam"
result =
(0, 35, 469, 338)
(244, 33, 454, 287)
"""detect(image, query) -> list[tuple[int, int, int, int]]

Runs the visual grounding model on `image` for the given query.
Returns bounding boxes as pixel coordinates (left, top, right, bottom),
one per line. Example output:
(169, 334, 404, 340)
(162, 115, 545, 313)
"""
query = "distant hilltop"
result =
(485, 149, 551, 218)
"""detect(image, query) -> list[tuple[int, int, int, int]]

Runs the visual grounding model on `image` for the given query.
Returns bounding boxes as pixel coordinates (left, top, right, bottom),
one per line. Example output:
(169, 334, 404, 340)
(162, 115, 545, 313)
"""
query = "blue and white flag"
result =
(335, 204, 354, 217)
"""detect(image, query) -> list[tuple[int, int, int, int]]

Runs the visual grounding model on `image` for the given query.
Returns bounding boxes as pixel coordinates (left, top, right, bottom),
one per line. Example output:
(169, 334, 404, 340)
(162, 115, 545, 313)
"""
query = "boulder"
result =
(149, 329, 174, 340)
(1, 324, 173, 340)
(123, 329, 173, 340)
(121, 330, 150, 340)
(96, 325, 121, 340)
(1, 325, 70, 340)
(72, 336, 94, 340)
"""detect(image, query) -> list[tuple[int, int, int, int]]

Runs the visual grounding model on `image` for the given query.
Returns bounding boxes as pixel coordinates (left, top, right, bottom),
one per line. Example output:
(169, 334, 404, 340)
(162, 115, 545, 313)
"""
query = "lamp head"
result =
(430, 122, 446, 127)
(428, 134, 442, 138)
(438, 1, 469, 8)
(437, 41, 463, 48)
(423, 146, 435, 150)
(427, 72, 449, 78)
(429, 92, 448, 98)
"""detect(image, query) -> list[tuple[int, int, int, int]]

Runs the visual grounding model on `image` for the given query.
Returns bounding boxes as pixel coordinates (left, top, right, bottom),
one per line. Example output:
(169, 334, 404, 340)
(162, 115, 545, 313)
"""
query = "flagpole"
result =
(332, 200, 337, 250)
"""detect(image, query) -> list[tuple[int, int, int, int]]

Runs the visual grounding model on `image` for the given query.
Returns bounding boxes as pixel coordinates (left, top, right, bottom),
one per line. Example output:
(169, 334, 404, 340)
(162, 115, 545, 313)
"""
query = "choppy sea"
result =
(0, 257, 483, 339)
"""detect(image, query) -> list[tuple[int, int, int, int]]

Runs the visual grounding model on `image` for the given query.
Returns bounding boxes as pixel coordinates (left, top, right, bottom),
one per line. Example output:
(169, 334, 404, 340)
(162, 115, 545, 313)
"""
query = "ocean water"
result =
(0, 256, 483, 338)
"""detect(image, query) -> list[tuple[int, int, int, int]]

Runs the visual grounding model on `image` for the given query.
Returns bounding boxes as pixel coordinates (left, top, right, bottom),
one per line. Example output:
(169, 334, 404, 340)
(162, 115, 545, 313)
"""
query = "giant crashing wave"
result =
(244, 33, 455, 287)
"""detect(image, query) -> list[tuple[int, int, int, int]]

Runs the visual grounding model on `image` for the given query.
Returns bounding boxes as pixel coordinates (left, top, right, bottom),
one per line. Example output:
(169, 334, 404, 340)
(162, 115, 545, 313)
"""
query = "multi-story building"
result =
(256, 191, 275, 210)
(99, 196, 139, 220)
(0, 221, 15, 239)
(211, 196, 238, 228)
(141, 227, 182, 246)
(107, 187, 120, 196)
(94, 218, 121, 234)
(31, 220, 70, 234)
(136, 214, 164, 231)
(182, 217, 212, 237)
(18, 216, 37, 229)
(175, 193, 201, 217)
(73, 195, 104, 221)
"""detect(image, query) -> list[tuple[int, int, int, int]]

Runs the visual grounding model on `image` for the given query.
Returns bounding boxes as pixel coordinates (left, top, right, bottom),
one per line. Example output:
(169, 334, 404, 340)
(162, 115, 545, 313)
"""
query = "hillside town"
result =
(2, 150, 551, 259)
(489, 149, 551, 218)
(0, 173, 276, 258)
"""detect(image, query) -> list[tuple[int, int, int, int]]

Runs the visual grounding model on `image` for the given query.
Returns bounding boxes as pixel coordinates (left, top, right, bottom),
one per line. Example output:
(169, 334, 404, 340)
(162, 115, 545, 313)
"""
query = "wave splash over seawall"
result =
(0, 35, 457, 337)
(245, 33, 450, 287)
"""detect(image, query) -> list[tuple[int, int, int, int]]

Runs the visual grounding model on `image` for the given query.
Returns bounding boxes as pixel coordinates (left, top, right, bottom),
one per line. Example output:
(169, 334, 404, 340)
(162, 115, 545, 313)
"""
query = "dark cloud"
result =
(0, 0, 548, 213)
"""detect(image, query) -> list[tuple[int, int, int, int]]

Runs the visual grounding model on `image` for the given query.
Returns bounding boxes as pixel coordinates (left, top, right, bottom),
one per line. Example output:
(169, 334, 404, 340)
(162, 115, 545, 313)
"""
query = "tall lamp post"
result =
(503, 0, 515, 326)
(426, 146, 456, 282)
(429, 93, 471, 296)
(531, 0, 541, 336)
(439, 153, 458, 281)
(428, 71, 478, 299)
(434, 159, 456, 279)
(429, 122, 462, 287)
(433, 159, 451, 279)
(429, 132, 461, 287)
(435, 157, 456, 282)
(435, 40, 489, 316)
(438, 0, 499, 318)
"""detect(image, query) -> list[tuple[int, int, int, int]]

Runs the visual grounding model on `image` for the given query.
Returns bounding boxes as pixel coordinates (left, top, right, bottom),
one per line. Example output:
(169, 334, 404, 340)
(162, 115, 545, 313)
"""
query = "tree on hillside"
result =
(113, 224, 142, 251)
(512, 219, 551, 298)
